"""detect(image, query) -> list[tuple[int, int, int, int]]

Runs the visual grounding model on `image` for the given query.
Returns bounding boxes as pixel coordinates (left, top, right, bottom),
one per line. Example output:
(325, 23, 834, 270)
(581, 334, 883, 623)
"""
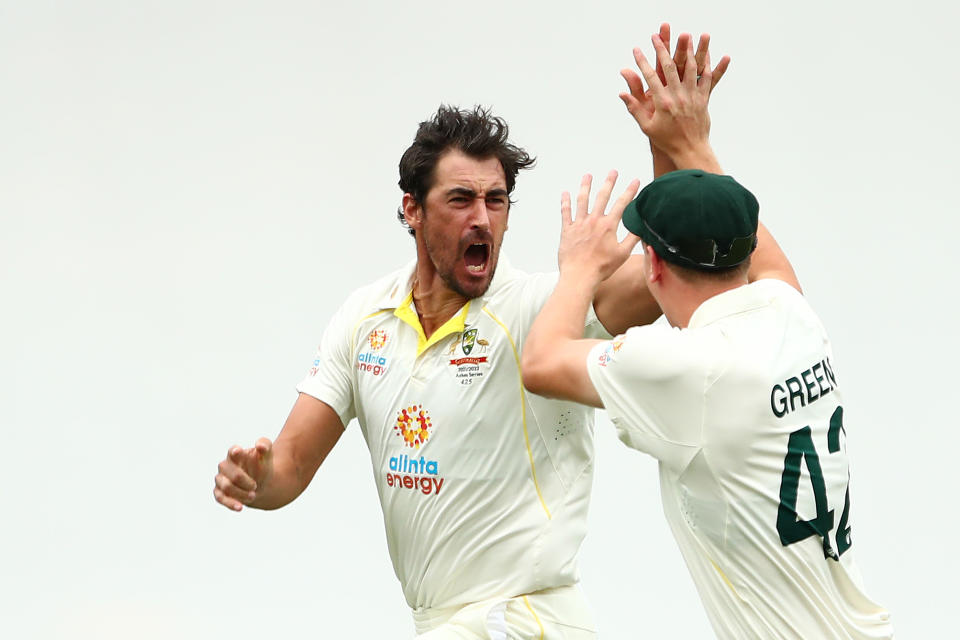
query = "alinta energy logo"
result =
(597, 334, 626, 368)
(357, 329, 389, 376)
(386, 403, 444, 496)
(368, 329, 388, 350)
(394, 403, 432, 448)
(309, 344, 322, 377)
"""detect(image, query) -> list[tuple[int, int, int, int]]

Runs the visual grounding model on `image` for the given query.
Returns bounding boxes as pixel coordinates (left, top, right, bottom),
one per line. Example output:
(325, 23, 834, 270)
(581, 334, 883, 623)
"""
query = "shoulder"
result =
(748, 278, 827, 333)
(337, 262, 412, 318)
(320, 262, 412, 340)
(482, 257, 558, 314)
(594, 321, 720, 383)
(750, 278, 807, 304)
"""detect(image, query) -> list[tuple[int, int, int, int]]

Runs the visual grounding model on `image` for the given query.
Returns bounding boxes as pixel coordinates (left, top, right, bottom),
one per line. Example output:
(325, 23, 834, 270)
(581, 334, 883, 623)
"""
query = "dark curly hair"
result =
(397, 105, 536, 235)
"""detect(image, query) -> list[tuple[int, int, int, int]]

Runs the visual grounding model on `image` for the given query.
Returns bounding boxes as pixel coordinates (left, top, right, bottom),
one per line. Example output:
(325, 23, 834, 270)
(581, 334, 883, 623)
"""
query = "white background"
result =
(2, 1, 957, 638)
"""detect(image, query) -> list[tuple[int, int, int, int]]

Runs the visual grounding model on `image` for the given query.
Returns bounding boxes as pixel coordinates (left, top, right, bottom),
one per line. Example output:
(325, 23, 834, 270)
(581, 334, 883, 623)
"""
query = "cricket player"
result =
(521, 36, 894, 639)
(213, 26, 740, 638)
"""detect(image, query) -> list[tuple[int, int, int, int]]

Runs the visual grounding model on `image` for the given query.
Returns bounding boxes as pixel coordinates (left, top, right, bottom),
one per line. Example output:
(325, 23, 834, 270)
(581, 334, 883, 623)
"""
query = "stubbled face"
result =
(416, 150, 510, 299)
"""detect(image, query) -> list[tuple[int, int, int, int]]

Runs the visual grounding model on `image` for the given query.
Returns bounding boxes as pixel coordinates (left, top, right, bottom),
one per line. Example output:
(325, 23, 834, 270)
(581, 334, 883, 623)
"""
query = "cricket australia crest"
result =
(461, 328, 478, 355)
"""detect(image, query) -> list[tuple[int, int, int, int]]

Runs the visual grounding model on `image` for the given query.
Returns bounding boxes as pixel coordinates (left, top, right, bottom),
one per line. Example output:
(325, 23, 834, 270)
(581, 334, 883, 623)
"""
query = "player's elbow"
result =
(521, 351, 552, 397)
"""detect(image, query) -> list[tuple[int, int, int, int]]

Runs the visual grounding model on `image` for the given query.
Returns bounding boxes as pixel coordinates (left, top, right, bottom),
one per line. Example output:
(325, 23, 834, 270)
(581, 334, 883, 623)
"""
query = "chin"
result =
(456, 277, 493, 300)
(448, 267, 496, 300)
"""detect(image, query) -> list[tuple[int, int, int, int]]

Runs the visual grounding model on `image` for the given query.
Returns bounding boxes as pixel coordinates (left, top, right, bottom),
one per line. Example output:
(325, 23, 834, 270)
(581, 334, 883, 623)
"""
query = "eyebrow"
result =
(445, 187, 509, 199)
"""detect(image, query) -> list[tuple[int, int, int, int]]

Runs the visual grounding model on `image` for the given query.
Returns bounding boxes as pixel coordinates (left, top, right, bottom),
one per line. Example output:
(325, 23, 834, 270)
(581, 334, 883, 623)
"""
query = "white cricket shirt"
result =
(587, 279, 893, 639)
(298, 257, 606, 614)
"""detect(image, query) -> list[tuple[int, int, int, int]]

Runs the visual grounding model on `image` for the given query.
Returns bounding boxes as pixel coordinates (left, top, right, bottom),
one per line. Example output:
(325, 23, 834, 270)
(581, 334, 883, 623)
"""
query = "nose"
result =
(468, 198, 491, 231)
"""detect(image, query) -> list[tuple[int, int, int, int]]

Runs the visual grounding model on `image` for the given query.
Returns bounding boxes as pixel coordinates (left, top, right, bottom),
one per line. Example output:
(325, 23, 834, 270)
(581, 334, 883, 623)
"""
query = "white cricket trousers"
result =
(412, 583, 597, 639)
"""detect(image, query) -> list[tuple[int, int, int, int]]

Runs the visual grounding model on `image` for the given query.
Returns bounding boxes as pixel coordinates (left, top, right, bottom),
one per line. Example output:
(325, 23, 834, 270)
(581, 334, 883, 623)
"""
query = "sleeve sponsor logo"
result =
(597, 335, 626, 368)
(308, 346, 322, 376)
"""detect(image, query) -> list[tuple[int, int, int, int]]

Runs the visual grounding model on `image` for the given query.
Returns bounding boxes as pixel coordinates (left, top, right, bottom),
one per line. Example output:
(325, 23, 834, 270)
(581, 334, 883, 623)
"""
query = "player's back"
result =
(667, 278, 893, 638)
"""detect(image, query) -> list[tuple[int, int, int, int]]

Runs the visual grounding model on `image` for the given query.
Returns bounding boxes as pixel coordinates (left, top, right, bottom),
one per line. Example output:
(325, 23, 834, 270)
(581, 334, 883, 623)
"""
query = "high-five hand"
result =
(558, 170, 641, 288)
(619, 23, 727, 174)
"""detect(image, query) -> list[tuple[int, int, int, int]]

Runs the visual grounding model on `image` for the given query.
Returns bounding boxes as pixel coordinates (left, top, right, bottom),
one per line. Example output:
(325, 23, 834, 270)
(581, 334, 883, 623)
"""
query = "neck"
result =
(411, 261, 470, 340)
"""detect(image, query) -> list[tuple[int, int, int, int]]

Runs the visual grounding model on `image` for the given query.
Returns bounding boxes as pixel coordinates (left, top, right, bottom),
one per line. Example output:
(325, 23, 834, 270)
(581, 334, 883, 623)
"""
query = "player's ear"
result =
(645, 244, 664, 284)
(402, 193, 423, 232)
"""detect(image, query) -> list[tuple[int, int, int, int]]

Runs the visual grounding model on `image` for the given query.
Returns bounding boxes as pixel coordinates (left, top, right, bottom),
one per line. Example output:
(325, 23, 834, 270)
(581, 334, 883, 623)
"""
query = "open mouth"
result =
(464, 243, 490, 273)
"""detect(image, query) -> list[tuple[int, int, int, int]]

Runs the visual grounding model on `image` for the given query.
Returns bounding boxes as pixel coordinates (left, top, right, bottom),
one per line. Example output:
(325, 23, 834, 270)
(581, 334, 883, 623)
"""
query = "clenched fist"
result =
(213, 437, 273, 511)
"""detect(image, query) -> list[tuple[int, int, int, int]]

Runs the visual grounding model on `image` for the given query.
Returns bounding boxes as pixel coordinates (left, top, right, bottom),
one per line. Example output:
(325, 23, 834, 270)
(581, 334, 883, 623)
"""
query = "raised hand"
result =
(620, 23, 730, 128)
(558, 171, 641, 286)
(620, 24, 728, 175)
(624, 33, 724, 172)
(214, 437, 274, 511)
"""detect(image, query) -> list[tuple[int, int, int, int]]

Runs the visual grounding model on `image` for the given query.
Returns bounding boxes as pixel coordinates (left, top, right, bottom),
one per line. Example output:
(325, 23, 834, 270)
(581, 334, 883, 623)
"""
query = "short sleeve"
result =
(515, 271, 611, 339)
(296, 303, 357, 428)
(586, 324, 710, 471)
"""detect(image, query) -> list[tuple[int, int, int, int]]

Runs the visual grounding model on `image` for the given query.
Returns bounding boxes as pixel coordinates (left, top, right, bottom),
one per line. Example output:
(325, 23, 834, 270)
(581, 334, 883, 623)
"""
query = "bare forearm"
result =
(249, 394, 344, 510)
(524, 276, 594, 391)
(748, 222, 801, 292)
(247, 441, 316, 510)
(651, 143, 677, 179)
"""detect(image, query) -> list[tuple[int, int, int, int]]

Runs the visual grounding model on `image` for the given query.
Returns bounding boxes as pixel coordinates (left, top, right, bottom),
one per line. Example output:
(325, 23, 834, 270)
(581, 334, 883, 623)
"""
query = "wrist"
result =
(558, 266, 602, 298)
(666, 142, 722, 174)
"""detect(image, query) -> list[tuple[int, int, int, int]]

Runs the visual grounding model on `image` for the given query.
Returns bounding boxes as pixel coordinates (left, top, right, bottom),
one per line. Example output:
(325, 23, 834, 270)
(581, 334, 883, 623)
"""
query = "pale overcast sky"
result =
(2, 1, 957, 637)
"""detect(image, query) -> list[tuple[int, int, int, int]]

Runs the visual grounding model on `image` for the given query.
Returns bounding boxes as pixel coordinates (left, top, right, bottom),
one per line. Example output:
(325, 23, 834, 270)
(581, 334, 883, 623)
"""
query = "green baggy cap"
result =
(622, 169, 759, 271)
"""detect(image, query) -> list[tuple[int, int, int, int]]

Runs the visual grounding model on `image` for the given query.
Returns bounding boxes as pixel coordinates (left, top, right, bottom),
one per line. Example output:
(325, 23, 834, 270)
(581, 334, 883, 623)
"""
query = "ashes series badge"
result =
(448, 327, 490, 385)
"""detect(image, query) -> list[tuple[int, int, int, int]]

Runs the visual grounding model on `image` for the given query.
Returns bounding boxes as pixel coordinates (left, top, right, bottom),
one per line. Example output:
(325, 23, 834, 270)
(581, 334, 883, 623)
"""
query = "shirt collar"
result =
(688, 280, 777, 328)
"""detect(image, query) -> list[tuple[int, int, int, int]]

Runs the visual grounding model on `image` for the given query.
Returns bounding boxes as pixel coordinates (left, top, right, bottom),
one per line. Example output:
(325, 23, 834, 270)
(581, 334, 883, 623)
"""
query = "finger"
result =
(620, 67, 646, 99)
(620, 232, 642, 254)
(576, 174, 592, 219)
(609, 179, 642, 223)
(634, 48, 663, 101)
(694, 33, 711, 75)
(227, 445, 244, 463)
(619, 92, 653, 131)
(591, 170, 618, 217)
(632, 46, 659, 92)
(218, 457, 257, 491)
(618, 92, 640, 117)
(673, 32, 691, 80)
(213, 486, 244, 512)
(560, 191, 572, 226)
(255, 437, 272, 456)
(710, 55, 731, 93)
(216, 473, 258, 502)
(651, 35, 680, 91)
(699, 49, 713, 97)
(656, 23, 671, 85)
(682, 37, 698, 90)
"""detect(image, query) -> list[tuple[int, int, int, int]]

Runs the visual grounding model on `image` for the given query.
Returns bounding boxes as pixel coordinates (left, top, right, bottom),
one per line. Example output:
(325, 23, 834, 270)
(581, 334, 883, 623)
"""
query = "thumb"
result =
(618, 93, 646, 123)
